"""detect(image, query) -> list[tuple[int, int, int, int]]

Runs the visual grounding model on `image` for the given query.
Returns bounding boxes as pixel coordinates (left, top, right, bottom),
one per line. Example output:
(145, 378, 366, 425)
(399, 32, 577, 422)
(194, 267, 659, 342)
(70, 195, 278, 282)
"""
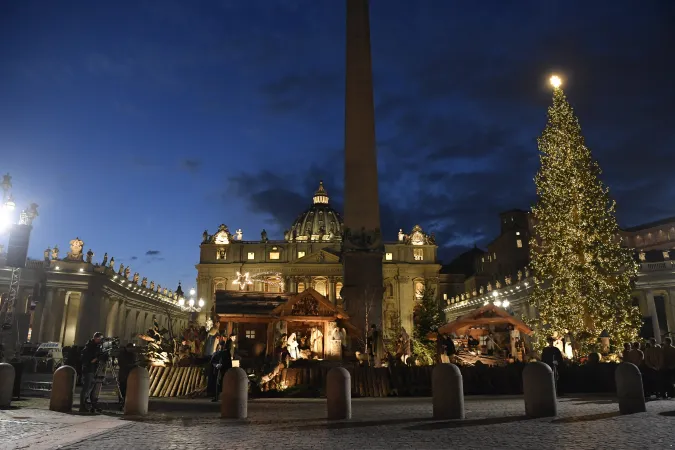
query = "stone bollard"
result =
(50, 365, 76, 413)
(615, 362, 646, 415)
(221, 367, 248, 419)
(432, 363, 465, 420)
(326, 367, 351, 420)
(523, 361, 557, 418)
(124, 367, 150, 416)
(0, 363, 15, 408)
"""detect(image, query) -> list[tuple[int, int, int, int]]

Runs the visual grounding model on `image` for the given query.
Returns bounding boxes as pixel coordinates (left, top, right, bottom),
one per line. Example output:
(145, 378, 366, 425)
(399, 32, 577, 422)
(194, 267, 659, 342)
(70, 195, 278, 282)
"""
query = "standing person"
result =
(211, 333, 236, 402)
(80, 332, 103, 413)
(661, 337, 675, 399)
(644, 338, 664, 398)
(445, 334, 456, 360)
(368, 324, 384, 367)
(486, 333, 495, 356)
(541, 336, 564, 394)
(621, 343, 632, 361)
(627, 342, 645, 367)
(117, 343, 137, 405)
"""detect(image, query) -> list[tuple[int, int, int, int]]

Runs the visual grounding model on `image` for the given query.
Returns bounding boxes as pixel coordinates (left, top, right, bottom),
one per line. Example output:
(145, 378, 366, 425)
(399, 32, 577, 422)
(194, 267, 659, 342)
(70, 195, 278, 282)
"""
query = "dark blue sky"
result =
(1, 0, 673, 288)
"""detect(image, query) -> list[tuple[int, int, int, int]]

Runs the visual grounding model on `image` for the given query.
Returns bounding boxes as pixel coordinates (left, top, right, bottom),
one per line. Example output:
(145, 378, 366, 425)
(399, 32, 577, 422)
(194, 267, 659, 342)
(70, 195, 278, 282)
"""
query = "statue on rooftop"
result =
(202, 230, 209, 243)
(236, 229, 243, 240)
(118, 263, 125, 276)
(66, 237, 84, 261)
(86, 249, 94, 264)
(44, 247, 51, 261)
(261, 229, 268, 243)
(133, 272, 140, 283)
(51, 246, 59, 260)
(101, 252, 108, 267)
(124, 267, 131, 279)
(150, 281, 155, 290)
(141, 277, 148, 288)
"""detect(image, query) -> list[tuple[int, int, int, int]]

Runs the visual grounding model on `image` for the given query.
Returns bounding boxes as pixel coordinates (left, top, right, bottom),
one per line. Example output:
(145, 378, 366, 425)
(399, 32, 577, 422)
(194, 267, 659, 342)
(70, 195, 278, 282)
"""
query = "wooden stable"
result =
(439, 303, 532, 336)
(215, 288, 350, 360)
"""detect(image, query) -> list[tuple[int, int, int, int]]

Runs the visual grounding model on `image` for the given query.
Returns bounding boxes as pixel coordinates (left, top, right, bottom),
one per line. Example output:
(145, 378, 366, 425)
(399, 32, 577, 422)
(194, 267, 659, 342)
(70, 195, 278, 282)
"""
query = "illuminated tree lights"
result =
(528, 77, 641, 354)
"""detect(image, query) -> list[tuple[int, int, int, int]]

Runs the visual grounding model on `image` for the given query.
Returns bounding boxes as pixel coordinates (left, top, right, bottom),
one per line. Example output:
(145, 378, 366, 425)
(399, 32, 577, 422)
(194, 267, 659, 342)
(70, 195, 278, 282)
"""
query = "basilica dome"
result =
(285, 181, 343, 242)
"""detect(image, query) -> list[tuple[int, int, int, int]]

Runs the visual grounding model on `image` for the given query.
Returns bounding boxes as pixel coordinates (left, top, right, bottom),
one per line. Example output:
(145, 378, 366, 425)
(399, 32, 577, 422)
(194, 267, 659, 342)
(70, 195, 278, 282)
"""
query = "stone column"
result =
(75, 291, 102, 345)
(328, 277, 336, 304)
(197, 275, 211, 325)
(49, 289, 67, 343)
(31, 298, 45, 344)
(666, 290, 675, 335)
(645, 290, 661, 344)
(36, 288, 54, 343)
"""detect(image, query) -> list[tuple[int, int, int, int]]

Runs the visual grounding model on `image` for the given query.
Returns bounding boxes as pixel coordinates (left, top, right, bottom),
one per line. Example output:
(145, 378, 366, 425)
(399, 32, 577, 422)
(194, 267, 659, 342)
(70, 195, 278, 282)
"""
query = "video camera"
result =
(99, 337, 121, 359)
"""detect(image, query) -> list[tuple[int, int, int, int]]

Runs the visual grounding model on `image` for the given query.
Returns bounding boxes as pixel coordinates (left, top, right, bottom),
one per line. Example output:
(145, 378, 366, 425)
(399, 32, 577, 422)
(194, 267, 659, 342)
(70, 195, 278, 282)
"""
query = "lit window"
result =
(493, 252, 496, 260)
(385, 252, 393, 261)
(413, 248, 423, 261)
(516, 231, 520, 236)
(216, 249, 226, 260)
(298, 251, 306, 258)
(297, 282, 305, 293)
(516, 239, 523, 248)
(443, 293, 448, 300)
(269, 252, 280, 260)
(335, 282, 343, 299)
(245, 330, 255, 339)
(481, 257, 484, 262)
(247, 252, 255, 260)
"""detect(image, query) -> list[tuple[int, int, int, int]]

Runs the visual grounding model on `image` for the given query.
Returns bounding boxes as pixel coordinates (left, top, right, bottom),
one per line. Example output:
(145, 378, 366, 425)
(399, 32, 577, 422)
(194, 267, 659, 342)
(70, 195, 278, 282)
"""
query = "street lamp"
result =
(178, 286, 203, 313)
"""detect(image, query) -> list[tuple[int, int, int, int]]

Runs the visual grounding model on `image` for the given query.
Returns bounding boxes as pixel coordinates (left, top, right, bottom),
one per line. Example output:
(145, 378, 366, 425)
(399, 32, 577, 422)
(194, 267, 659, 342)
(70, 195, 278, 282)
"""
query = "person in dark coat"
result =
(211, 334, 236, 402)
(541, 336, 564, 393)
(80, 332, 103, 412)
(117, 343, 137, 403)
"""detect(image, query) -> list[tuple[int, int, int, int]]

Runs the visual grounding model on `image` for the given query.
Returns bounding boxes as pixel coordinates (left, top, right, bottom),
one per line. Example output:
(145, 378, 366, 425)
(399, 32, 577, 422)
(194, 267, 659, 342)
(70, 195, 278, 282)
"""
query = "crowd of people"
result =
(622, 337, 675, 399)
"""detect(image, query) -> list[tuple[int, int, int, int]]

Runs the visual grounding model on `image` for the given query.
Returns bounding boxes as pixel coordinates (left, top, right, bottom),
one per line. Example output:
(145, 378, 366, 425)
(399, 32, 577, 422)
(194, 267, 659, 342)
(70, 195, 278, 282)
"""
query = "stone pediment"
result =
(273, 288, 348, 319)
(293, 249, 340, 264)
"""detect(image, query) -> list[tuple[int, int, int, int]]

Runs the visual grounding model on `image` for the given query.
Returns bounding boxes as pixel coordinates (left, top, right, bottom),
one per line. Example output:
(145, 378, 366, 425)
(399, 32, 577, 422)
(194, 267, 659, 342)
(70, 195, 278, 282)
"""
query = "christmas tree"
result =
(529, 75, 641, 355)
(412, 281, 445, 364)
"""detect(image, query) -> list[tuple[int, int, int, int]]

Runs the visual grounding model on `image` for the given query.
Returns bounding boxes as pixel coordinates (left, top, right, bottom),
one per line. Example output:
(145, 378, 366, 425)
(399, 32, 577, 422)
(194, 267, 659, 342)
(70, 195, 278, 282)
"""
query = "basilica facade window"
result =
(247, 252, 255, 260)
(298, 282, 306, 293)
(385, 252, 393, 261)
(413, 248, 423, 261)
(216, 248, 227, 260)
(314, 278, 327, 297)
(298, 251, 306, 258)
(269, 252, 280, 260)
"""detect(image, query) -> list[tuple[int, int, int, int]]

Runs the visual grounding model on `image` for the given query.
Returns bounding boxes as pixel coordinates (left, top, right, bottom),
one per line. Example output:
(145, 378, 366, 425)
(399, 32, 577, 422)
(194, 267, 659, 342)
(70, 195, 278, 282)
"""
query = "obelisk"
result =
(342, 0, 384, 346)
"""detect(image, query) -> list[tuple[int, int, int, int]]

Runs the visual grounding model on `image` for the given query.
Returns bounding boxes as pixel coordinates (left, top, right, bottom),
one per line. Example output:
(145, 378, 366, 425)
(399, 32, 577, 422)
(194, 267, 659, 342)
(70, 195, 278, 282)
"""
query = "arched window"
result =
(385, 283, 394, 298)
(297, 282, 306, 293)
(335, 282, 343, 299)
(314, 278, 327, 297)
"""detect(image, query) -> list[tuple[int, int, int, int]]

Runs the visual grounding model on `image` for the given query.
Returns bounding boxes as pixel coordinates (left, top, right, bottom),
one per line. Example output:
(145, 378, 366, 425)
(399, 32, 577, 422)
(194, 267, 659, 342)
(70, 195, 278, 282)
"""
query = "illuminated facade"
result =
(0, 239, 190, 348)
(196, 182, 441, 340)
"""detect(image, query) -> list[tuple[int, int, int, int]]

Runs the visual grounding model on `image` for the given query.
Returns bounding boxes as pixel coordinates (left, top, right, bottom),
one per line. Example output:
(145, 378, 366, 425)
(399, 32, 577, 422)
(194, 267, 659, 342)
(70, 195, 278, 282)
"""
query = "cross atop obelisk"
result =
(342, 0, 384, 348)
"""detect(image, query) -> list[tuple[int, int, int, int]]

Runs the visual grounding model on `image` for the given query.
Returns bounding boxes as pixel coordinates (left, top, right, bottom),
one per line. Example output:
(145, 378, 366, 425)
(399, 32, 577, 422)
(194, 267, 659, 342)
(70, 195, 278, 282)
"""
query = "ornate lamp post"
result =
(0, 173, 39, 361)
(177, 283, 204, 314)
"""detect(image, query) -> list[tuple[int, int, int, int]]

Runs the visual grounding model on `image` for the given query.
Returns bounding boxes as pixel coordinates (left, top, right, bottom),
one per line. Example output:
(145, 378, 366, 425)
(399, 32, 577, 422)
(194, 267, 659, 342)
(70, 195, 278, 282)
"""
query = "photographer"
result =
(80, 332, 103, 413)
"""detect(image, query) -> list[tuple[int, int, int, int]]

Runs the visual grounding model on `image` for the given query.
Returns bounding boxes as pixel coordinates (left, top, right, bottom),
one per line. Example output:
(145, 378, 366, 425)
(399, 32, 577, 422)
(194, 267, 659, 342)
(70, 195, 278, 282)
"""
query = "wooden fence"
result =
(148, 365, 206, 397)
(260, 365, 434, 397)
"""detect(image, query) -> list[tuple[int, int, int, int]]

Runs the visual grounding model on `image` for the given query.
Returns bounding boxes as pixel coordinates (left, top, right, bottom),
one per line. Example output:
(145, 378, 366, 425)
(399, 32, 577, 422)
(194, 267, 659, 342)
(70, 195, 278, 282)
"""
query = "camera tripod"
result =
(92, 355, 122, 406)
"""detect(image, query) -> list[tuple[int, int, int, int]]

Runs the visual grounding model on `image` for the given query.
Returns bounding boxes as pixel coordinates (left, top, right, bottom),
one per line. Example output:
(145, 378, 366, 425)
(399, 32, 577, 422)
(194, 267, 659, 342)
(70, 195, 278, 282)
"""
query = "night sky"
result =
(1, 0, 673, 289)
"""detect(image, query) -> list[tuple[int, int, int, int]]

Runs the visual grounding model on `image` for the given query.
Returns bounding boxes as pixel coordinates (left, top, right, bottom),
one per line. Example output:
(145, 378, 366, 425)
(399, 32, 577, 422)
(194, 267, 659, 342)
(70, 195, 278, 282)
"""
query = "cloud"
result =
(181, 159, 202, 173)
(130, 256, 138, 261)
(145, 250, 161, 256)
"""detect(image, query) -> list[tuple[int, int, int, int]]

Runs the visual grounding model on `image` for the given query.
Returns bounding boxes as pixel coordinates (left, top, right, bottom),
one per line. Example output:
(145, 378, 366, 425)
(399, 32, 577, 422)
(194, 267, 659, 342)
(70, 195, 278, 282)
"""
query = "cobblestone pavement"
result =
(34, 396, 673, 450)
(0, 398, 125, 450)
